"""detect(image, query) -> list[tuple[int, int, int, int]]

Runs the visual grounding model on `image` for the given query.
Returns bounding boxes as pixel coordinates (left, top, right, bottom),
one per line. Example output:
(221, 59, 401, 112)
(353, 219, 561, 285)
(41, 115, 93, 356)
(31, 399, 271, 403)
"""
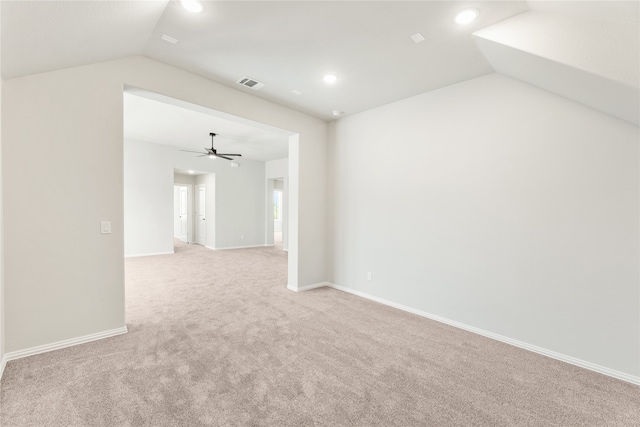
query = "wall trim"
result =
(211, 244, 268, 251)
(287, 281, 329, 293)
(2, 326, 128, 366)
(326, 283, 640, 386)
(125, 251, 173, 258)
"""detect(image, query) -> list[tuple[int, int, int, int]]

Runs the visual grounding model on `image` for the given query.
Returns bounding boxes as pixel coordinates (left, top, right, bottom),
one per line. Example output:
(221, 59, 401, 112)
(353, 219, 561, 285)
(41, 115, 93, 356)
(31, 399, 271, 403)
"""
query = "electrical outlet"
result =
(101, 221, 111, 234)
(367, 272, 372, 281)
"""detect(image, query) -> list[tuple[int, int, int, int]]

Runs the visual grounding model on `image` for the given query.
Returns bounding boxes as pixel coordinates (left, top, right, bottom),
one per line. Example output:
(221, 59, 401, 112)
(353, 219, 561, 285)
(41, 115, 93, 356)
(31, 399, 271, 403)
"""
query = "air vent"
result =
(236, 76, 265, 90)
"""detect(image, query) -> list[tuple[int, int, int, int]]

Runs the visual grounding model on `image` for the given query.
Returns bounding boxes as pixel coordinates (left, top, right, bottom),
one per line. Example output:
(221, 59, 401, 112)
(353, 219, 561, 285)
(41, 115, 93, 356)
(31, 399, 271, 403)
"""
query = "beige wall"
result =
(2, 56, 327, 353)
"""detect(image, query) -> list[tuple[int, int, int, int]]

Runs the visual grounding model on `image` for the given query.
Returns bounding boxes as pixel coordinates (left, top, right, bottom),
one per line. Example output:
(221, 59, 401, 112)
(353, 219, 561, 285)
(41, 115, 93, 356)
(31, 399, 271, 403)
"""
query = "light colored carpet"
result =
(1, 241, 638, 426)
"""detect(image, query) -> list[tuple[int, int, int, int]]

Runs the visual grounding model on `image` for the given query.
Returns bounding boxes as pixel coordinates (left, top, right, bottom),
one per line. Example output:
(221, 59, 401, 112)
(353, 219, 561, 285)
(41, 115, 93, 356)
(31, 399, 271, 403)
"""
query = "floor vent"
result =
(236, 76, 265, 90)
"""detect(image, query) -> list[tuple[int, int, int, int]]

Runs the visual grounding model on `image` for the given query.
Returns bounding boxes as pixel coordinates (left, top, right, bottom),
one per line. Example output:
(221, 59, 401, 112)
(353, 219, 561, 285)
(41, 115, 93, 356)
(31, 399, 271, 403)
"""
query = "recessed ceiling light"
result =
(323, 74, 338, 84)
(161, 34, 177, 44)
(454, 8, 479, 25)
(292, 89, 302, 95)
(180, 0, 204, 13)
(332, 110, 344, 117)
(410, 33, 425, 43)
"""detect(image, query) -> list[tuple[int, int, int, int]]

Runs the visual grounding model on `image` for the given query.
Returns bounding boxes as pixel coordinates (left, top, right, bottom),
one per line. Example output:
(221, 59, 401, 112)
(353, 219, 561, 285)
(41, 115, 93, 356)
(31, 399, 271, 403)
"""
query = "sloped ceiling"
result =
(2, 1, 528, 120)
(473, 2, 639, 125)
(1, 1, 638, 125)
(1, 0, 169, 78)
(140, 1, 528, 121)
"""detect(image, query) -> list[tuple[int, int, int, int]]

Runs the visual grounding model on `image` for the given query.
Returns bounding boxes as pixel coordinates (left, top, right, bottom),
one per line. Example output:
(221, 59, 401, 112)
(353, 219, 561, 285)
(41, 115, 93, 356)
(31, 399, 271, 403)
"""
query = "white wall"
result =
(3, 56, 326, 353)
(125, 139, 266, 255)
(328, 73, 639, 378)
(209, 161, 266, 250)
(125, 140, 174, 256)
(174, 173, 196, 185)
(266, 157, 288, 178)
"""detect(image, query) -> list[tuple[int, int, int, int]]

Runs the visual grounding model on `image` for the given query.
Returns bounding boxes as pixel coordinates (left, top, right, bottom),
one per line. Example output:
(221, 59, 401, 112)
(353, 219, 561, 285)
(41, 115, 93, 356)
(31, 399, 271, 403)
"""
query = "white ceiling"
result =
(3, 0, 636, 151)
(2, 0, 528, 121)
(1, 0, 169, 78)
(528, 0, 639, 24)
(473, 6, 639, 125)
(124, 92, 290, 162)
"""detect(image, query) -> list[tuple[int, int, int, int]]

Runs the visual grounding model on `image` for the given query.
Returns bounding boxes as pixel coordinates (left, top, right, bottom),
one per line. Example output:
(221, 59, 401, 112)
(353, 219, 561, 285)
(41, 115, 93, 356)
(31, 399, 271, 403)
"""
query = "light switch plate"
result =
(101, 221, 111, 234)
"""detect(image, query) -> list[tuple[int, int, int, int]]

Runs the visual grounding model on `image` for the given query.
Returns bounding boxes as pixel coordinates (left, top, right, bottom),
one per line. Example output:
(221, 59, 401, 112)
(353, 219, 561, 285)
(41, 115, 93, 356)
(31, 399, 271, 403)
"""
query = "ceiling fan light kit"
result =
(180, 132, 243, 161)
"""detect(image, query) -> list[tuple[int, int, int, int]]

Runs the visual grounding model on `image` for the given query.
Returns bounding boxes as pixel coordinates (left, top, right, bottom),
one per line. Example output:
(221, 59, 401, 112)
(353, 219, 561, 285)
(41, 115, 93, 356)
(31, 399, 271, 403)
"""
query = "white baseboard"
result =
(2, 326, 128, 368)
(287, 282, 330, 292)
(125, 251, 173, 258)
(326, 283, 640, 386)
(212, 244, 268, 251)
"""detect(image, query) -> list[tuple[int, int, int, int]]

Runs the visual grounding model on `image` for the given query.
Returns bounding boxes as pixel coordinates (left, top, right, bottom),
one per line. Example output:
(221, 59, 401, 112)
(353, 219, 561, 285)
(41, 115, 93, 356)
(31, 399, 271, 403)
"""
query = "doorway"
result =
(266, 177, 288, 251)
(124, 87, 299, 288)
(173, 185, 192, 243)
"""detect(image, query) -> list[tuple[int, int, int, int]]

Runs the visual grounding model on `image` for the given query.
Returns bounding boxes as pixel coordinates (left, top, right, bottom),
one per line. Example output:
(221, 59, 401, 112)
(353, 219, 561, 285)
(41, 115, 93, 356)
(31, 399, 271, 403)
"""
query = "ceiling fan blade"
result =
(216, 153, 242, 157)
(217, 155, 234, 161)
(180, 150, 206, 154)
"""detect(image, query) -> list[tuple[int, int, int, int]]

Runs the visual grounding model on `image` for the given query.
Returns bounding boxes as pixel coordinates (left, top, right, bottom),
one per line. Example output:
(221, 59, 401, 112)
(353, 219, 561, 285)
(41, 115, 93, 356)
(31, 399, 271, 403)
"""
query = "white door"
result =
(196, 185, 206, 245)
(179, 186, 189, 243)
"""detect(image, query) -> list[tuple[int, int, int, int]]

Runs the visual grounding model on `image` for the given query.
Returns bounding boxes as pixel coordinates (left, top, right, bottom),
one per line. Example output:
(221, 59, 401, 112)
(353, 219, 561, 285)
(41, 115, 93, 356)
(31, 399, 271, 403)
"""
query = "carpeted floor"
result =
(1, 241, 638, 426)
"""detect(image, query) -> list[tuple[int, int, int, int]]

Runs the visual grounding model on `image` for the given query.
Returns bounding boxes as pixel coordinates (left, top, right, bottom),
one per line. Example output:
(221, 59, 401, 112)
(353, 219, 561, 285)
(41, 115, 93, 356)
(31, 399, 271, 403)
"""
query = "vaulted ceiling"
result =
(2, 1, 638, 127)
(475, 2, 639, 125)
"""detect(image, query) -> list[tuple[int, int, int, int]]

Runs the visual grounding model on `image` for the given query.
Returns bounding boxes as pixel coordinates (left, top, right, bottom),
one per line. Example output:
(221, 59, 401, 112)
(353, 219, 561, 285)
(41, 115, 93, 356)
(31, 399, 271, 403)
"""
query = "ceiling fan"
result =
(181, 132, 242, 160)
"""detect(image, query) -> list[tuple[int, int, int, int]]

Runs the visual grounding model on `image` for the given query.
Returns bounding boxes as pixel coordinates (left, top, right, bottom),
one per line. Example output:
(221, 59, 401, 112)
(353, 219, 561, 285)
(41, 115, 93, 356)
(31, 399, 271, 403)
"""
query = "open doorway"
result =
(265, 157, 289, 252)
(172, 169, 214, 250)
(267, 177, 288, 251)
(124, 87, 298, 291)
